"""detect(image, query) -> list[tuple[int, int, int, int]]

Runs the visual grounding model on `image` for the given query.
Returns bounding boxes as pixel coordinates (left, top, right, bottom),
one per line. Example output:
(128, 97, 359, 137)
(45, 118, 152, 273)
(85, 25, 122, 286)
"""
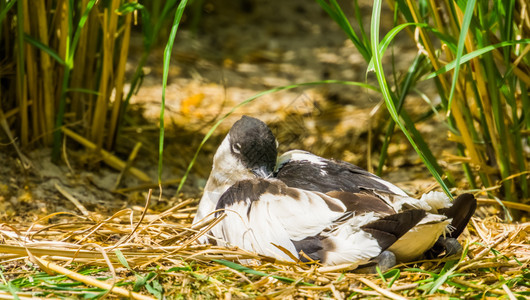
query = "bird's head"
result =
(211, 116, 278, 184)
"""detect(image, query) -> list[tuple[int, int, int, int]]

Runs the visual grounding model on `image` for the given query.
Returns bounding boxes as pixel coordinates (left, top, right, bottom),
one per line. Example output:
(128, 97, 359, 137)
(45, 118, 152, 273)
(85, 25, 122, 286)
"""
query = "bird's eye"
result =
(232, 143, 242, 154)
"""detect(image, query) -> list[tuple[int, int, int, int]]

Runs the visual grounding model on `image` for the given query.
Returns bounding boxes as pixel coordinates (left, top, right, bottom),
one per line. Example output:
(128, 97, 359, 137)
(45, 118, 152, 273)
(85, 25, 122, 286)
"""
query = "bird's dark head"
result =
(212, 116, 278, 182)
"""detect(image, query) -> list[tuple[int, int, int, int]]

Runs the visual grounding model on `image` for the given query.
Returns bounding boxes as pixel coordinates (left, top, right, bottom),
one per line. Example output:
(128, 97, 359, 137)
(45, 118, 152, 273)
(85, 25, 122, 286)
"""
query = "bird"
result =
(193, 115, 476, 267)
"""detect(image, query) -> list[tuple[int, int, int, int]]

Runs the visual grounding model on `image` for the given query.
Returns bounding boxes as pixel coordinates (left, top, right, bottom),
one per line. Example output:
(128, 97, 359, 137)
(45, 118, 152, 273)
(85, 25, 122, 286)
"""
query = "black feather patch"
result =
(325, 191, 395, 215)
(292, 236, 323, 262)
(215, 179, 299, 213)
(361, 209, 426, 250)
(438, 193, 476, 238)
(229, 116, 277, 174)
(276, 158, 398, 195)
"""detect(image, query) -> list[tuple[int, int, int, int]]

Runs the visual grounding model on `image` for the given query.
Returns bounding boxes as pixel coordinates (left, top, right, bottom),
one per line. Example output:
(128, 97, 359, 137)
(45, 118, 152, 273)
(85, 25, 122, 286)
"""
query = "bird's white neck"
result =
(193, 136, 253, 224)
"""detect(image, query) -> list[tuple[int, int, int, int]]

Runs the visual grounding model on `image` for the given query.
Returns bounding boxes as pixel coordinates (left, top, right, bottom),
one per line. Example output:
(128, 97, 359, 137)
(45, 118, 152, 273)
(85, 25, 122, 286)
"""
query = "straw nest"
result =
(0, 192, 529, 300)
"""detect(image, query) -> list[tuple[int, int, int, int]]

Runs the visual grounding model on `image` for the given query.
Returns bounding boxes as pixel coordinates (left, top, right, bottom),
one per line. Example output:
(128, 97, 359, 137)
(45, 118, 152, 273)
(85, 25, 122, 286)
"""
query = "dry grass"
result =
(0, 191, 529, 299)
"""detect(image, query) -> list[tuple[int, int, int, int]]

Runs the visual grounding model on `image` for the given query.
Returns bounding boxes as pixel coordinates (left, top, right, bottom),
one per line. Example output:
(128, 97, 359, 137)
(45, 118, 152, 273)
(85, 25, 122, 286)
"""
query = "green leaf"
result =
(315, 0, 371, 61)
(425, 39, 530, 80)
(367, 22, 427, 72)
(145, 279, 163, 299)
(114, 249, 132, 271)
(376, 265, 386, 284)
(0, 267, 20, 300)
(446, 0, 476, 117)
(116, 2, 144, 15)
(82, 293, 101, 299)
(384, 269, 400, 288)
(0, 0, 16, 26)
(69, 0, 98, 65)
(133, 274, 147, 292)
(159, 0, 188, 183)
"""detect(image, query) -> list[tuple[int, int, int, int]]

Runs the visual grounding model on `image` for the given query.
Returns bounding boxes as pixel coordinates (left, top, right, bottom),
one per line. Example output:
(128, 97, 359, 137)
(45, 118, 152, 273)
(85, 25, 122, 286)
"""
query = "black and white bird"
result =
(193, 116, 476, 267)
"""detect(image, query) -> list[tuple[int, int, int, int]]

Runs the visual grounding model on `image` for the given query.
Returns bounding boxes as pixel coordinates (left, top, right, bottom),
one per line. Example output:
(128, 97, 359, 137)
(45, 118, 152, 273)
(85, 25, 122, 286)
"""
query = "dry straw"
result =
(0, 192, 528, 298)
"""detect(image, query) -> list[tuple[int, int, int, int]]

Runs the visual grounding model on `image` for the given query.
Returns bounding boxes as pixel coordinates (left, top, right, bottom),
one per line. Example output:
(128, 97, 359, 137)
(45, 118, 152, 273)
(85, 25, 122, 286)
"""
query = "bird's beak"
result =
(252, 166, 272, 178)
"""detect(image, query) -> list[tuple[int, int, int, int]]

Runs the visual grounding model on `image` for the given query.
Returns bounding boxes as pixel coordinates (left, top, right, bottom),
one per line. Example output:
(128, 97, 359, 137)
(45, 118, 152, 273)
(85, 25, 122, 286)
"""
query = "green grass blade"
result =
(352, 0, 369, 47)
(69, 0, 97, 65)
(445, 0, 476, 117)
(500, 0, 515, 61)
(159, 0, 188, 183)
(24, 34, 66, 66)
(377, 54, 424, 175)
(428, 260, 458, 294)
(385, 269, 400, 288)
(425, 39, 530, 80)
(367, 22, 426, 72)
(370, 0, 452, 197)
(175, 80, 379, 195)
(0, 267, 20, 300)
(329, 0, 370, 58)
(114, 249, 132, 271)
(0, 0, 16, 26)
(65, 88, 101, 96)
(315, 0, 371, 61)
(212, 259, 313, 286)
(116, 2, 153, 49)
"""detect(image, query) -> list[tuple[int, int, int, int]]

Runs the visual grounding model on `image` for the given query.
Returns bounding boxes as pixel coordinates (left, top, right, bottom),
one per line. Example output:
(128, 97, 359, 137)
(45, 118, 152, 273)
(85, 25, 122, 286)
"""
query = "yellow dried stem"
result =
(90, 7, 110, 149)
(91, 1, 120, 151)
(405, 0, 444, 79)
(357, 277, 408, 300)
(106, 0, 133, 150)
(428, 0, 444, 34)
(62, 127, 152, 182)
(22, 0, 38, 144)
(35, 0, 55, 145)
(114, 141, 143, 189)
(0, 292, 56, 300)
(492, 48, 530, 86)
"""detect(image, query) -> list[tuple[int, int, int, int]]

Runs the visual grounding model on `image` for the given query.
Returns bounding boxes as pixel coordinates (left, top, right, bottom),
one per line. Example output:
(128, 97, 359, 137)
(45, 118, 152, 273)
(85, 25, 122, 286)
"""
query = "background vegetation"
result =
(319, 0, 530, 209)
(1, 0, 529, 204)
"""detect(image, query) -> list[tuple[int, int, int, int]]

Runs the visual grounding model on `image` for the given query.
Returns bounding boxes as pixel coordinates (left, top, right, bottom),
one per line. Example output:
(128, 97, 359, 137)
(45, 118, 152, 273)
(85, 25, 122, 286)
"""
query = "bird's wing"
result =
(276, 150, 408, 196)
(276, 150, 452, 213)
(211, 178, 347, 261)
(210, 178, 427, 266)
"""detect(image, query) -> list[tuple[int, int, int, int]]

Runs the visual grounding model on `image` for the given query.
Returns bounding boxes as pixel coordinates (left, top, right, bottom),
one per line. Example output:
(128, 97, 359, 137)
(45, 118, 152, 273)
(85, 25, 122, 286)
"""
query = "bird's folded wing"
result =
(276, 150, 409, 196)
(211, 178, 347, 260)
